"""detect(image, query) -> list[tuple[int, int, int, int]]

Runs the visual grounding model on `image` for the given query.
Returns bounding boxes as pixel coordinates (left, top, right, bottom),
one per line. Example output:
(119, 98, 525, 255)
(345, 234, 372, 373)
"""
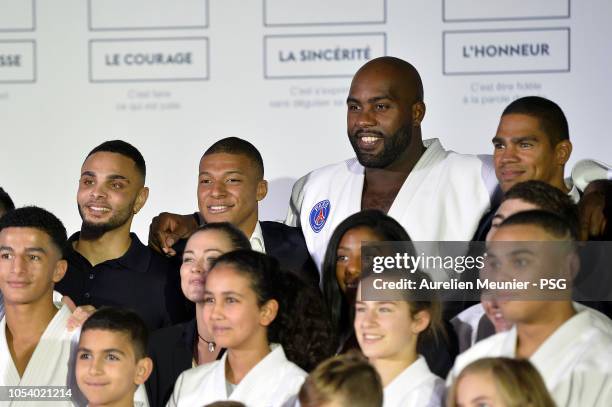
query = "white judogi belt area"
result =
(448, 305, 612, 407)
(286, 139, 494, 271)
(167, 343, 306, 407)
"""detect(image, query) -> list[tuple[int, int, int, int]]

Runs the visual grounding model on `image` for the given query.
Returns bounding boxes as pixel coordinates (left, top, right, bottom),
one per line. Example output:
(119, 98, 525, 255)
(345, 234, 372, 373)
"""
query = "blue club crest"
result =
(309, 200, 331, 233)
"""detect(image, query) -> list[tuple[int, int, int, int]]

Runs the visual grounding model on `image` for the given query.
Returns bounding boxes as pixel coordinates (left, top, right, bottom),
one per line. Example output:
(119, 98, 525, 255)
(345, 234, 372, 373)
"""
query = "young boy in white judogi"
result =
(0, 207, 84, 406)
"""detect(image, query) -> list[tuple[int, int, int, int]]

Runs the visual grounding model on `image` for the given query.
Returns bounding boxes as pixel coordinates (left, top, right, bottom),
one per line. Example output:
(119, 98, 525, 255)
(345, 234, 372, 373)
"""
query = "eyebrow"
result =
(80, 171, 130, 182)
(0, 246, 46, 254)
(77, 347, 127, 356)
(221, 291, 244, 297)
(346, 95, 394, 104)
(199, 170, 244, 176)
(492, 135, 539, 144)
(183, 249, 223, 256)
(202, 290, 244, 297)
(471, 396, 492, 403)
(354, 301, 396, 306)
(509, 248, 536, 256)
(107, 175, 129, 181)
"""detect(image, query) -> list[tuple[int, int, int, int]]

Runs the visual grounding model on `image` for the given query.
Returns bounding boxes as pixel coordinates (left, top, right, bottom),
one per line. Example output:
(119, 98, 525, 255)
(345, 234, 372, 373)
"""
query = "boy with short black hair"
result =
(76, 306, 153, 407)
(0, 206, 82, 406)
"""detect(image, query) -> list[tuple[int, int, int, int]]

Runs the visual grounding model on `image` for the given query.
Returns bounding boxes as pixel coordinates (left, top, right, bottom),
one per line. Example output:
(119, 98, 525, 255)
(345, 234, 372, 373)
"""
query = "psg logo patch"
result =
(309, 199, 331, 233)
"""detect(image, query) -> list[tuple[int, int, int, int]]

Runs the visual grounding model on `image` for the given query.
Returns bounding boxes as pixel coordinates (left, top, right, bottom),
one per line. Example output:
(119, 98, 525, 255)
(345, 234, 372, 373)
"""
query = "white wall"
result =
(1, 0, 610, 240)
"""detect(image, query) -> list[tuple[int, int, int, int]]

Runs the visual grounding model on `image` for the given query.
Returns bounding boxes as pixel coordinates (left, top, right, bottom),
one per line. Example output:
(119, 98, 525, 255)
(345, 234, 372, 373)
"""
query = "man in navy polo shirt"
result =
(56, 140, 186, 330)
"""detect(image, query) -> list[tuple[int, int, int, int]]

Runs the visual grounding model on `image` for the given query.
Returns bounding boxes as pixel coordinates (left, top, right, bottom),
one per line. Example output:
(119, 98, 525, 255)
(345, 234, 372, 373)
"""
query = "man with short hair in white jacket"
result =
(448, 210, 612, 407)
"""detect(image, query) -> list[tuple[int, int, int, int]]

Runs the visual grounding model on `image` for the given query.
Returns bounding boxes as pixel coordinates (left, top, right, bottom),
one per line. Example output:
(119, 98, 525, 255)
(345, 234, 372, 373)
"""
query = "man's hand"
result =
(62, 296, 96, 332)
(148, 212, 198, 256)
(578, 180, 610, 240)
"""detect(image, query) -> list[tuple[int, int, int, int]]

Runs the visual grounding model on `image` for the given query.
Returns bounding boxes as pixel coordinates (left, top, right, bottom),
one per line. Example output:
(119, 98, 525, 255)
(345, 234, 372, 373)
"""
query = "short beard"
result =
(350, 124, 413, 169)
(78, 204, 133, 240)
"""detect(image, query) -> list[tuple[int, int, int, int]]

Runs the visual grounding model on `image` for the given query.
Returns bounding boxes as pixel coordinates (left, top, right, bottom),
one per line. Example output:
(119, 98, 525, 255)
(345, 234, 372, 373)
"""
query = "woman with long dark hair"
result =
(322, 209, 457, 377)
(321, 209, 410, 352)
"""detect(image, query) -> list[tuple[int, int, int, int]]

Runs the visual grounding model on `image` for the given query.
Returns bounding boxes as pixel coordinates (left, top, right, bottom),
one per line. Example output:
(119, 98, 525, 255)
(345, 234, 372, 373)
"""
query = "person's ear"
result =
(256, 180, 268, 202)
(566, 248, 581, 281)
(259, 299, 278, 327)
(134, 357, 153, 385)
(554, 140, 572, 166)
(133, 187, 149, 214)
(53, 259, 68, 283)
(410, 310, 431, 335)
(412, 101, 426, 127)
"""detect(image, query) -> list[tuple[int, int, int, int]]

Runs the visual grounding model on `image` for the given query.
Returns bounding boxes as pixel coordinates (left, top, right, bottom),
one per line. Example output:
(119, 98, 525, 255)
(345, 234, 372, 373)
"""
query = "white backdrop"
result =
(1, 0, 610, 240)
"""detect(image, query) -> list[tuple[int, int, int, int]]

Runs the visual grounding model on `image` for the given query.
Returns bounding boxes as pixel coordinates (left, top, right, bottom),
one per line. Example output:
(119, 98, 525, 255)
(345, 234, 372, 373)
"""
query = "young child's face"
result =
(76, 329, 149, 407)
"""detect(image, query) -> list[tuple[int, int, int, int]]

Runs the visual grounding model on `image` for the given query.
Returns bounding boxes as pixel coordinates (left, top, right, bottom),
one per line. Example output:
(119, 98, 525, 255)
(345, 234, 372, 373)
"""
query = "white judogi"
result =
(383, 356, 444, 407)
(0, 304, 82, 406)
(167, 344, 306, 407)
(286, 139, 495, 270)
(448, 305, 612, 407)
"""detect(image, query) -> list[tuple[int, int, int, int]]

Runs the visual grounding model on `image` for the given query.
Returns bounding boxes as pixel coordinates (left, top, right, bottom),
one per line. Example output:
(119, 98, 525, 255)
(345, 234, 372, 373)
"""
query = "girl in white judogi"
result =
(167, 250, 334, 407)
(354, 273, 445, 407)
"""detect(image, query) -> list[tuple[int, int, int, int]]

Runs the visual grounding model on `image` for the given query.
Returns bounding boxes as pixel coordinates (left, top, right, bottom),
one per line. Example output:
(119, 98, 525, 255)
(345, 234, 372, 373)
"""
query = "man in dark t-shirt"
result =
(56, 140, 186, 330)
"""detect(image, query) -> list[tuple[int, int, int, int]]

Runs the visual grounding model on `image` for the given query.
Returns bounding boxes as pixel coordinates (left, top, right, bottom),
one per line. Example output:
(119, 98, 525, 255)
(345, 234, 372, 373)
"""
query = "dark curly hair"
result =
(0, 206, 67, 256)
(0, 187, 15, 215)
(86, 139, 146, 180)
(503, 180, 578, 239)
(211, 250, 335, 371)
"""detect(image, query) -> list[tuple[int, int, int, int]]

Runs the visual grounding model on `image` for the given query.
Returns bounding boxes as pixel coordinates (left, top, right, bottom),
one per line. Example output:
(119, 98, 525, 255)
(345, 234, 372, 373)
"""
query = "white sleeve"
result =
(285, 173, 310, 227)
(477, 154, 501, 203)
(552, 369, 612, 407)
(571, 158, 612, 191)
(165, 372, 185, 407)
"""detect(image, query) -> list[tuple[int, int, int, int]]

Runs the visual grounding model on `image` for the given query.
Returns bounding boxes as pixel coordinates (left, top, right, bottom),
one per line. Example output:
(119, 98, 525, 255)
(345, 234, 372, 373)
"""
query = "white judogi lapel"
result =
(294, 158, 363, 271)
(168, 343, 306, 407)
(387, 139, 490, 242)
(287, 139, 493, 272)
(449, 305, 612, 407)
(0, 304, 81, 406)
(383, 356, 444, 407)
